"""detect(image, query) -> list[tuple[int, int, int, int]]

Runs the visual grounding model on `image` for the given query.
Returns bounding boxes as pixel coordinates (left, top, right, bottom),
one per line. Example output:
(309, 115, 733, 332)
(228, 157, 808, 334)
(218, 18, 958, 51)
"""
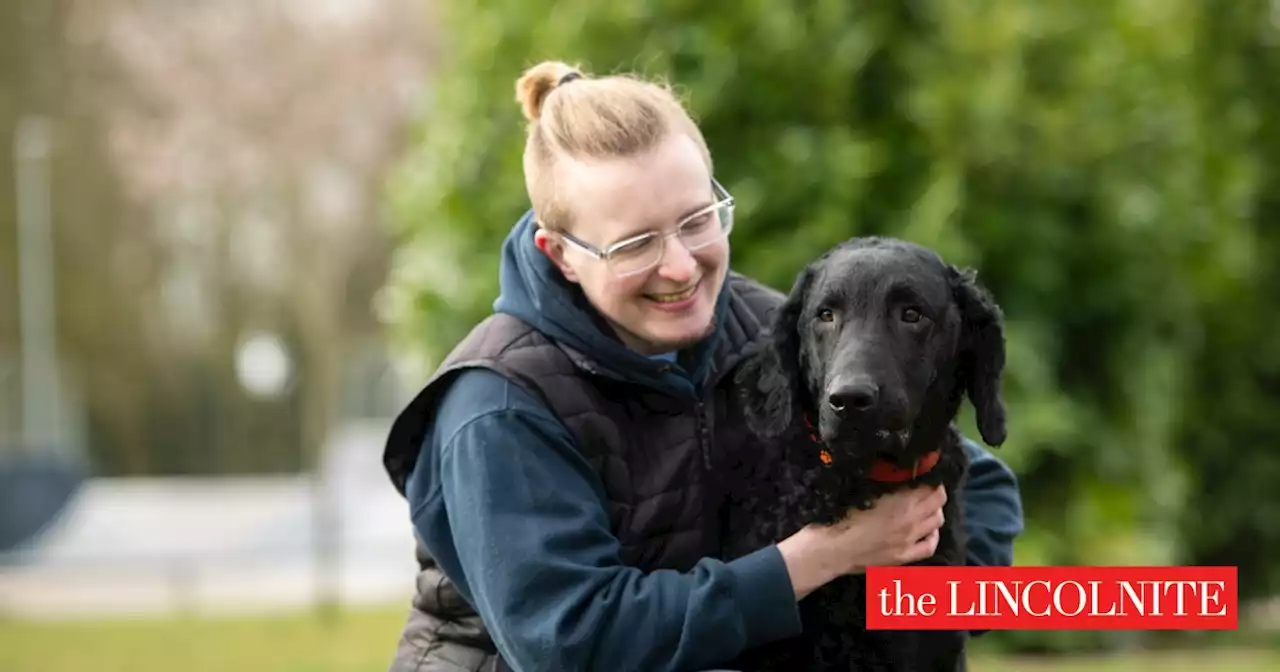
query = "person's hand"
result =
(776, 485, 947, 600)
(822, 484, 947, 573)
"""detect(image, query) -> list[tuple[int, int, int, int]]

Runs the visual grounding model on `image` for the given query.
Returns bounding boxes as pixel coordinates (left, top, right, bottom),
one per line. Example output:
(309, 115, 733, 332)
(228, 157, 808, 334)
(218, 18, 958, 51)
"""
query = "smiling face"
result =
(799, 242, 965, 464)
(534, 133, 732, 355)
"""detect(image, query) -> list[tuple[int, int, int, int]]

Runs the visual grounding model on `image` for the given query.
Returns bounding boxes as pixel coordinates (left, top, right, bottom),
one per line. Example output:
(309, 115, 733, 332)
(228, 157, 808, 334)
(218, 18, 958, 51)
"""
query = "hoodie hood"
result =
(492, 211, 729, 399)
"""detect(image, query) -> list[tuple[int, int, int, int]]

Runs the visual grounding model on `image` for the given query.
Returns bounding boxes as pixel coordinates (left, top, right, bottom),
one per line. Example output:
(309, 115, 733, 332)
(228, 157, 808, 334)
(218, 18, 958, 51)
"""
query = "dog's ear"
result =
(950, 266, 1007, 447)
(736, 266, 815, 439)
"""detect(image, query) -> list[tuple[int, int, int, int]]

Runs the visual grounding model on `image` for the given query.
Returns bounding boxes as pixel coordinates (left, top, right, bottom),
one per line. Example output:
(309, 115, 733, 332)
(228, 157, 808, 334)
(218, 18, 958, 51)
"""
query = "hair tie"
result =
(558, 72, 583, 86)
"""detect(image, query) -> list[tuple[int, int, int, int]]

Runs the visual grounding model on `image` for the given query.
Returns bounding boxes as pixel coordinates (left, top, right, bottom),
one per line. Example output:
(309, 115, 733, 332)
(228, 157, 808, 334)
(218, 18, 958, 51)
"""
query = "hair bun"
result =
(515, 60, 584, 121)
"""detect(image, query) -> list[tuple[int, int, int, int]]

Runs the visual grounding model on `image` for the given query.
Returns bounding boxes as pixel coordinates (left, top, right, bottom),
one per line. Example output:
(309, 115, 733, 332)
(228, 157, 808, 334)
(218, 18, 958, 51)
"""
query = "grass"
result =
(0, 606, 1276, 671)
(972, 649, 1280, 671)
(0, 606, 410, 672)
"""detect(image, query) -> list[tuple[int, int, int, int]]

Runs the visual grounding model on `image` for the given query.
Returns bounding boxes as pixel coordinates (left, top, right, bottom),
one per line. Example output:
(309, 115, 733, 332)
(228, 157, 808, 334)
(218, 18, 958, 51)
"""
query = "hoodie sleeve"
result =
(409, 368, 802, 672)
(959, 437, 1024, 568)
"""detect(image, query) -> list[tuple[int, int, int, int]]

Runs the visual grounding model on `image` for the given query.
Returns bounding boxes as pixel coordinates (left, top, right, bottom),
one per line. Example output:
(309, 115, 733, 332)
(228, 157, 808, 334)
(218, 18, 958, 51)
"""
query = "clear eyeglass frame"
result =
(556, 178, 736, 278)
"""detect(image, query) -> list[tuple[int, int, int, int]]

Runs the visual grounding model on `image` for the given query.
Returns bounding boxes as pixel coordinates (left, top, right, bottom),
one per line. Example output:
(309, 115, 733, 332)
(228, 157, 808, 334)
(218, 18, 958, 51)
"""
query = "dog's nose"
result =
(828, 380, 879, 414)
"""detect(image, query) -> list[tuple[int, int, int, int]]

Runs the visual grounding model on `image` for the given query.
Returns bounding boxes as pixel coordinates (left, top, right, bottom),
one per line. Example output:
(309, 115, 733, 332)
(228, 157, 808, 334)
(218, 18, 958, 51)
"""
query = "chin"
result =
(645, 312, 716, 351)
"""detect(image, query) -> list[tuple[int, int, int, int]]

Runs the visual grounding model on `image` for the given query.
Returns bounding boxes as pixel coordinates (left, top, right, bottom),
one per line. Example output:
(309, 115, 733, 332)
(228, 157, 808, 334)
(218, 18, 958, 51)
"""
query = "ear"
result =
(534, 228, 580, 283)
(736, 266, 815, 439)
(949, 266, 1007, 447)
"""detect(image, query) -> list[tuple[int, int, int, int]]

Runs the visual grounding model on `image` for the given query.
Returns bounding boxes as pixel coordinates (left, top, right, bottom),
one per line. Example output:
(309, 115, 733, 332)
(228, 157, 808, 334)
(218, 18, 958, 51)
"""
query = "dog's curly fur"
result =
(716, 237, 1008, 671)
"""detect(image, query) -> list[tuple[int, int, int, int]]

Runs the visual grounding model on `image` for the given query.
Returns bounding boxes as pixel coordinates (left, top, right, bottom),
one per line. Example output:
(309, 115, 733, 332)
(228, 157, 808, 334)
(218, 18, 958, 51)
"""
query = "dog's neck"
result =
(800, 412, 942, 483)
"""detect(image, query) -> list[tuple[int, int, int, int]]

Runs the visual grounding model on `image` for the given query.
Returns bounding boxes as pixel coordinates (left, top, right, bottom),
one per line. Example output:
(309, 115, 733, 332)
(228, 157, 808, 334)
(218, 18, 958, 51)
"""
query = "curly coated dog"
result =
(718, 236, 1008, 671)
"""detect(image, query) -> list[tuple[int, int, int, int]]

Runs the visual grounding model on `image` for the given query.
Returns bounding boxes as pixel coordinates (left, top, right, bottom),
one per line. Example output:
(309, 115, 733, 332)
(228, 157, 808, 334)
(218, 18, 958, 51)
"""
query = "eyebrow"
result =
(885, 279, 944, 308)
(678, 196, 718, 221)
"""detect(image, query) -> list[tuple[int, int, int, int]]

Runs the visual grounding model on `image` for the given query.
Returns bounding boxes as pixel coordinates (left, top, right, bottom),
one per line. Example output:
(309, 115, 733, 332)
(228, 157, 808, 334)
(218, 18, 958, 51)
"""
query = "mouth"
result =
(821, 403, 910, 436)
(869, 428, 913, 463)
(645, 282, 698, 305)
(823, 422, 913, 459)
(874, 428, 913, 451)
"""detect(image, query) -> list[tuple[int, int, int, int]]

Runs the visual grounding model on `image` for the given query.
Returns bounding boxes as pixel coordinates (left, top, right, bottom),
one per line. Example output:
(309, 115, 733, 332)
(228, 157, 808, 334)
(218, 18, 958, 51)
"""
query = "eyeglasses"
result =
(557, 178, 736, 279)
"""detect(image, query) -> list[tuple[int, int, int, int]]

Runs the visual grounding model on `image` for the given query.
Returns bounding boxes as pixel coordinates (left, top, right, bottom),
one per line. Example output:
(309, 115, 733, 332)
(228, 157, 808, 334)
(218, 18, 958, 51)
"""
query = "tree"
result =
(2, 0, 433, 475)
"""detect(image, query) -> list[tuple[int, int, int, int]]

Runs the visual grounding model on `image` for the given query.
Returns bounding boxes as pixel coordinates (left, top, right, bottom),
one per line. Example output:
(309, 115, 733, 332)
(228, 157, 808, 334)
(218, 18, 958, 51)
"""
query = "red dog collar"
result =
(802, 413, 940, 483)
(867, 448, 941, 482)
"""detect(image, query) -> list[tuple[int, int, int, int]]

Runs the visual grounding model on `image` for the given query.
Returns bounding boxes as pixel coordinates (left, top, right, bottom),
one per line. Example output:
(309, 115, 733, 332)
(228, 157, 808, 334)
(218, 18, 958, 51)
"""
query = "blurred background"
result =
(1, 0, 1278, 670)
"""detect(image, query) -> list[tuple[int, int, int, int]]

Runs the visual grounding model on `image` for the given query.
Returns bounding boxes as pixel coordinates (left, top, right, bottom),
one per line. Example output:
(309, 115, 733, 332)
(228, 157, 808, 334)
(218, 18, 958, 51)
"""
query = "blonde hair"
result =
(514, 60, 713, 232)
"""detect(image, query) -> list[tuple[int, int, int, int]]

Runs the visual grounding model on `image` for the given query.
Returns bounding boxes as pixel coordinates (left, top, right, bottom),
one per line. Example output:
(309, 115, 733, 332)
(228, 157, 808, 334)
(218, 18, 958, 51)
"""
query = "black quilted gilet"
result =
(382, 272, 783, 671)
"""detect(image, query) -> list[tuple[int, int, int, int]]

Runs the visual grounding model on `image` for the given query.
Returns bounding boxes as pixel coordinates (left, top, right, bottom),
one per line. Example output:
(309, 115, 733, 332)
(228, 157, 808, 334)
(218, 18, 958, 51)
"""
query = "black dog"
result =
(719, 236, 1008, 671)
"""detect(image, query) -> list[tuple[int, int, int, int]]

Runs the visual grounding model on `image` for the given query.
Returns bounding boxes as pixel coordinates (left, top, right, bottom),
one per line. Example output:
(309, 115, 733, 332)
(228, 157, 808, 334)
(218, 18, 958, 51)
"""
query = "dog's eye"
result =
(902, 308, 922, 323)
(817, 309, 835, 323)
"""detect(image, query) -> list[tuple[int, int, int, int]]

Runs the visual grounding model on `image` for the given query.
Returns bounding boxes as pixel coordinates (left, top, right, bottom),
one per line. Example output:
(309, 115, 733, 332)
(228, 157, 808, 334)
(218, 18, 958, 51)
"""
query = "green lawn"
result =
(0, 606, 410, 672)
(971, 649, 1280, 671)
(0, 606, 1275, 672)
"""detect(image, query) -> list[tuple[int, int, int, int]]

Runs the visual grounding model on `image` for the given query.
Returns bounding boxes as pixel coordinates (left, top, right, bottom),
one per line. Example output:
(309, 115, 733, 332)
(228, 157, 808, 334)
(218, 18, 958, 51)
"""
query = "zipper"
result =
(695, 400, 713, 471)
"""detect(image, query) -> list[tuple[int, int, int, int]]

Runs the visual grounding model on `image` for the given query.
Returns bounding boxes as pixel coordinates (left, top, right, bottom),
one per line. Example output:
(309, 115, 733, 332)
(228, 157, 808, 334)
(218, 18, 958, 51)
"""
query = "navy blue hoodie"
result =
(405, 212, 1023, 671)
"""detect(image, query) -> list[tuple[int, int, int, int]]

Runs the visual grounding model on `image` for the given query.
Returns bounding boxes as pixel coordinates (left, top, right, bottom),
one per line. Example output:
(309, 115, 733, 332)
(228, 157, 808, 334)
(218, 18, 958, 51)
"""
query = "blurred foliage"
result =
(383, 0, 1280, 653)
(2, 0, 419, 476)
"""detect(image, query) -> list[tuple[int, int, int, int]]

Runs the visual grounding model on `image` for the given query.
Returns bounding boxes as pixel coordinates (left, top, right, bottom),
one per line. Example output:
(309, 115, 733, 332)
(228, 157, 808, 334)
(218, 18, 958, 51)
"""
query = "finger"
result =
(924, 484, 947, 509)
(903, 491, 943, 528)
(909, 487, 946, 522)
(890, 529, 942, 565)
(900, 485, 940, 514)
(909, 506, 945, 541)
(916, 529, 941, 559)
(897, 485, 938, 514)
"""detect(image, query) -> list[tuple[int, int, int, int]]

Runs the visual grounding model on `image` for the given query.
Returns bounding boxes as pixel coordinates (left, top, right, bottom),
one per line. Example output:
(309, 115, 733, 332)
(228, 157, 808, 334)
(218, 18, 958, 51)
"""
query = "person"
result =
(381, 59, 1023, 672)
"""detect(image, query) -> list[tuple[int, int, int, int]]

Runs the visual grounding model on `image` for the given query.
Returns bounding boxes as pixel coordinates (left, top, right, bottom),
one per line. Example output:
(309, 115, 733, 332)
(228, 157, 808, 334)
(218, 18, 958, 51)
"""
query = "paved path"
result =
(0, 421, 421, 619)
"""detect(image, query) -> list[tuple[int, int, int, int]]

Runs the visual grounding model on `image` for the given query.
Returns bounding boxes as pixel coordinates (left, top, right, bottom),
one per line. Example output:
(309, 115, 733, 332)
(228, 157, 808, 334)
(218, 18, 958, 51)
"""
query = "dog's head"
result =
(738, 237, 1007, 469)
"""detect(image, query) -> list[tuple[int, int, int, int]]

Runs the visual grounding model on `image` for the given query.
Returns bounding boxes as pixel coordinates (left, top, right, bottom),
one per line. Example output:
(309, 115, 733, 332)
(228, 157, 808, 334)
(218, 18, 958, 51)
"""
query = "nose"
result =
(656, 234, 697, 281)
(827, 378, 879, 414)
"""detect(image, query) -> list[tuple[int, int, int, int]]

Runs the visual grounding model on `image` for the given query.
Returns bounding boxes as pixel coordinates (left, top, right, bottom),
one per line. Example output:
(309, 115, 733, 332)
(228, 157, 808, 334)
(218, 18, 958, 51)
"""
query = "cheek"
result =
(616, 272, 652, 298)
(693, 240, 729, 270)
(585, 268, 647, 307)
(905, 328, 946, 387)
(803, 327, 831, 387)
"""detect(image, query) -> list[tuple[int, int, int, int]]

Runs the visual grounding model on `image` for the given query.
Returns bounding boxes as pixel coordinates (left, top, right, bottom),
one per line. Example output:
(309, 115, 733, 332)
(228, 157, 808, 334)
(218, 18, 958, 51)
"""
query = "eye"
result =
(817, 308, 835, 323)
(901, 307, 923, 323)
(679, 213, 714, 234)
(609, 234, 657, 258)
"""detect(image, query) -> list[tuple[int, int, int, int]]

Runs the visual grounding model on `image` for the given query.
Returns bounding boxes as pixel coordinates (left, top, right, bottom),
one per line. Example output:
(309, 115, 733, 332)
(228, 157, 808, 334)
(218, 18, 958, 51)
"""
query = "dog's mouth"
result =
(806, 411, 943, 480)
(823, 422, 913, 457)
(823, 413, 907, 440)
